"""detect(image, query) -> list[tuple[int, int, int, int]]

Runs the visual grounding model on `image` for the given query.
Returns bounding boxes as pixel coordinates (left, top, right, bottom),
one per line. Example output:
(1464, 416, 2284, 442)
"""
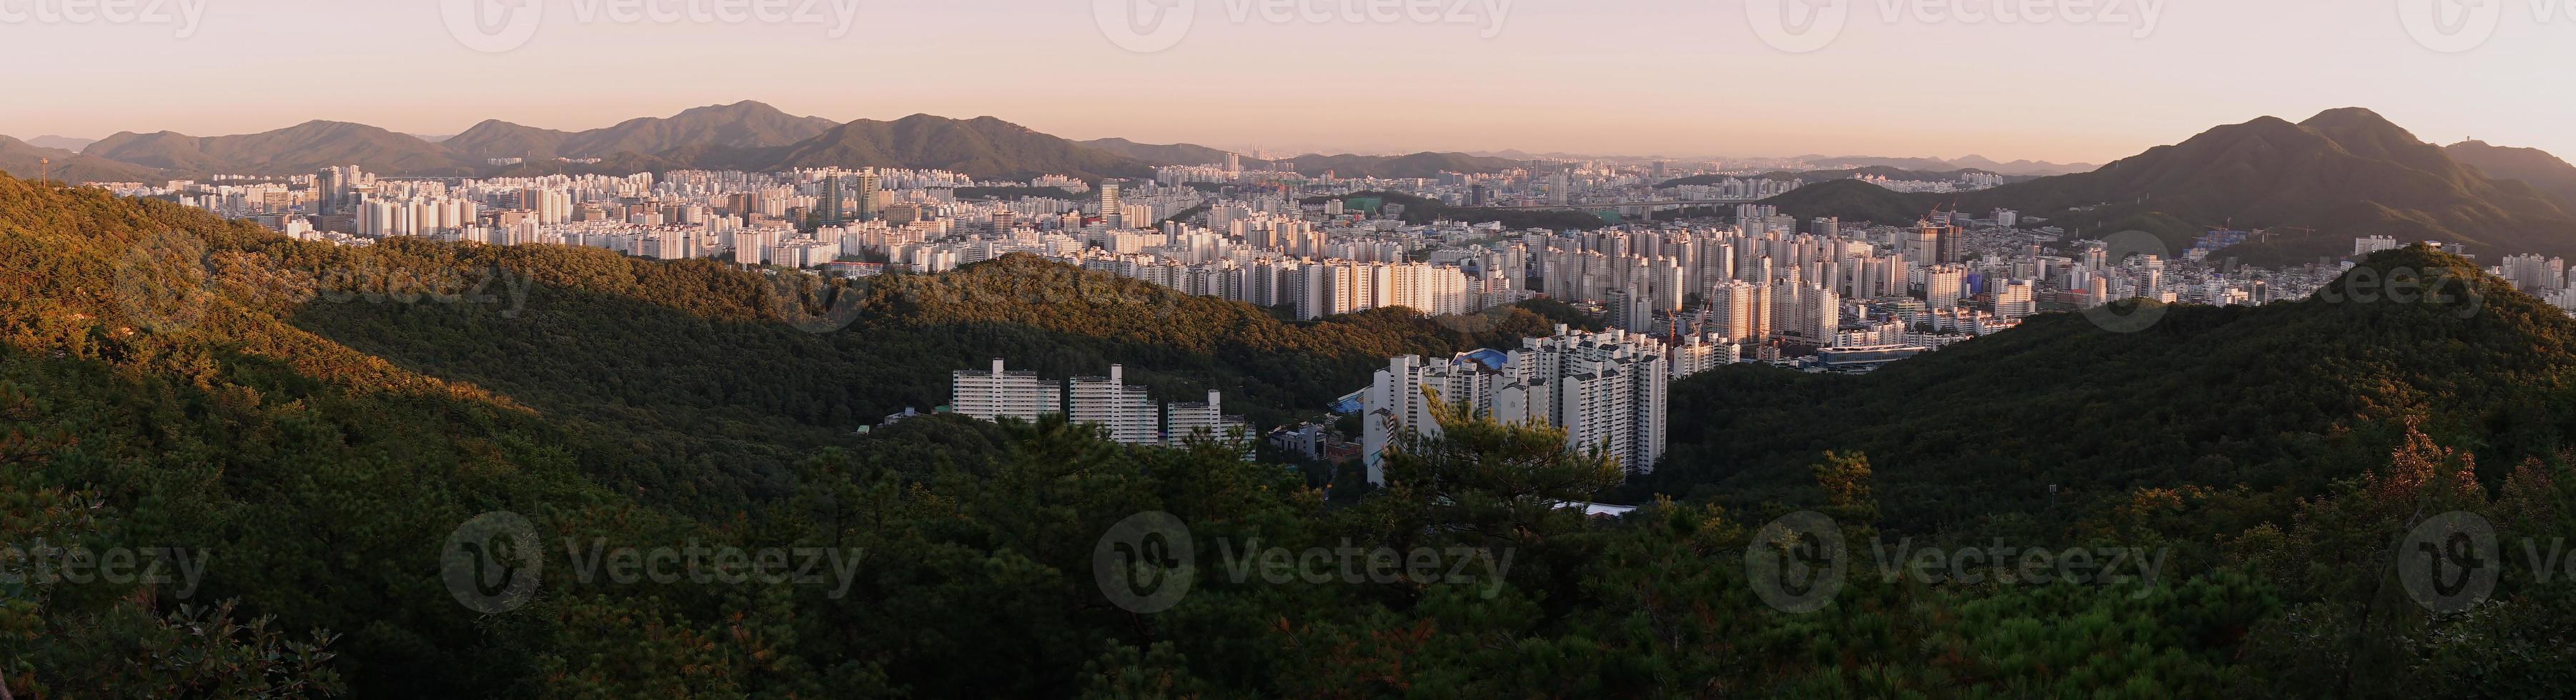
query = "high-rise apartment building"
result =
(1069, 364, 1159, 445)
(853, 170, 882, 222)
(1994, 279, 2036, 319)
(951, 359, 1062, 421)
(1359, 326, 1672, 484)
(1097, 181, 1124, 229)
(1164, 391, 1249, 445)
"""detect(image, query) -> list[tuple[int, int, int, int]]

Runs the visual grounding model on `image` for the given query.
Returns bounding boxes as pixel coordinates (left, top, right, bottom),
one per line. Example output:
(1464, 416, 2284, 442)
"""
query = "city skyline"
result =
(4, 0, 2572, 163)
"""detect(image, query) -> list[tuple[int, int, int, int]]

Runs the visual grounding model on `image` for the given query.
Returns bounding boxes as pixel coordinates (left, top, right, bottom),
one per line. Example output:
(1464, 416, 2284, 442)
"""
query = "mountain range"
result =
(1763, 107, 2576, 264)
(0, 134, 164, 184)
(83, 119, 476, 175)
(673, 114, 1157, 180)
(0, 101, 1557, 183)
(24, 135, 95, 151)
(440, 100, 842, 162)
(1794, 154, 2096, 176)
(2445, 139, 2576, 211)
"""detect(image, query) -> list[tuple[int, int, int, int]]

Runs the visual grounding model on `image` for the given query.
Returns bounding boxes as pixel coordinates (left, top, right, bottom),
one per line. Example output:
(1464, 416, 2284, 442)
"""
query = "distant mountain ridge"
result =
(1079, 138, 1247, 167)
(14, 101, 1564, 182)
(1764, 108, 2576, 265)
(2446, 139, 2576, 211)
(46, 104, 1154, 181)
(678, 114, 1156, 180)
(1795, 154, 2095, 176)
(1660, 166, 2003, 189)
(26, 135, 96, 152)
(443, 101, 841, 162)
(84, 120, 475, 176)
(1082, 139, 1532, 179)
(0, 135, 163, 183)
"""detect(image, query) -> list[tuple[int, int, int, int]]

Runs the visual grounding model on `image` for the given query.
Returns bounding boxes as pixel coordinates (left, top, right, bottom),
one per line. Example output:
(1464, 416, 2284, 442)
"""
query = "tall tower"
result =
(1098, 180, 1124, 229)
(854, 169, 881, 222)
(817, 174, 846, 226)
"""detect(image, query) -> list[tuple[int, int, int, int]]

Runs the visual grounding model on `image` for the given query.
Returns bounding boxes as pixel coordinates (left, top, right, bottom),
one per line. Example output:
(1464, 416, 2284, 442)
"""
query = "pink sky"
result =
(2, 0, 2569, 163)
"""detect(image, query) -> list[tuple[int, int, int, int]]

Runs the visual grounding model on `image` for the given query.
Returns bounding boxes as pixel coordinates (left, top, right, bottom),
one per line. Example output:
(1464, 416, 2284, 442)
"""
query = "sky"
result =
(2, 0, 2570, 164)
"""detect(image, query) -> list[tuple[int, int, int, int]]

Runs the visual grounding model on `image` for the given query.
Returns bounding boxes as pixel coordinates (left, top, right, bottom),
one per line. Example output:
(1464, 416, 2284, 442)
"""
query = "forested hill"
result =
(0, 171, 1557, 695)
(4, 170, 1576, 501)
(285, 245, 1574, 461)
(1650, 245, 2576, 539)
(11, 174, 2576, 696)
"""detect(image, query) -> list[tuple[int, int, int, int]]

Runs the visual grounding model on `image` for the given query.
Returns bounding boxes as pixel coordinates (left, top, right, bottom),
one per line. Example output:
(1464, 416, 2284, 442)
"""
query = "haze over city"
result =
(4, 0, 2572, 161)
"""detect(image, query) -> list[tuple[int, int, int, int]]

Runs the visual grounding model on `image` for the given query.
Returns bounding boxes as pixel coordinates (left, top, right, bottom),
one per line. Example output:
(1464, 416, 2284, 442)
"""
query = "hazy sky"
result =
(3, 0, 2570, 164)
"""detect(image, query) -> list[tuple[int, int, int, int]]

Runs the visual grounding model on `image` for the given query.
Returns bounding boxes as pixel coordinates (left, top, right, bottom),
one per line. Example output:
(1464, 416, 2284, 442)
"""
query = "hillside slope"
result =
(2447, 139, 2576, 211)
(0, 170, 1563, 695)
(9, 171, 2576, 697)
(1650, 246, 2576, 536)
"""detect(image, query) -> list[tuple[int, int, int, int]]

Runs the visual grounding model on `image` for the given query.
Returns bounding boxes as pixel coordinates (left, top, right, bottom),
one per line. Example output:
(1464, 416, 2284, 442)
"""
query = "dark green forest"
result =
(4, 171, 2575, 698)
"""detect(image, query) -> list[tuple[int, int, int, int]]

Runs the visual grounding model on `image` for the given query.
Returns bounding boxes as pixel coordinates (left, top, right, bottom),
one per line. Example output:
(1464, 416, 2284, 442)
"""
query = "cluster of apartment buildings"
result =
(949, 359, 1251, 446)
(1354, 325, 1740, 484)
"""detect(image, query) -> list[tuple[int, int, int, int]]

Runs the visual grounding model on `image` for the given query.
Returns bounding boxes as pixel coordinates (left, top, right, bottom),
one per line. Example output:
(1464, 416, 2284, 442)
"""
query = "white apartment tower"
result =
(952, 359, 1062, 421)
(1164, 391, 1249, 446)
(1070, 365, 1160, 445)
